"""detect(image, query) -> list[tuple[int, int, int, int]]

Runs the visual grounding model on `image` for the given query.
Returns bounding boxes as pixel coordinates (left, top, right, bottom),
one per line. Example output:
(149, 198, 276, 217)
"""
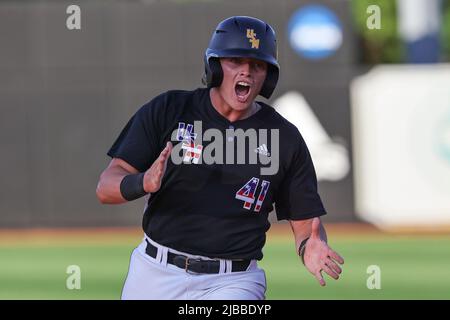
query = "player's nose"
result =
(238, 61, 252, 76)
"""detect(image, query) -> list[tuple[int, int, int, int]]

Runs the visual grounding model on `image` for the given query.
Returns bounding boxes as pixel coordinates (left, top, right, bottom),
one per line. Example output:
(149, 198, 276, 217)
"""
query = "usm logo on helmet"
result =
(246, 29, 259, 49)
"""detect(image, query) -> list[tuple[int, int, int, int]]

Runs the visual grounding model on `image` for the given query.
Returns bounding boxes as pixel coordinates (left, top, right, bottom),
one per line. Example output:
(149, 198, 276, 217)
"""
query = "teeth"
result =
(237, 81, 250, 87)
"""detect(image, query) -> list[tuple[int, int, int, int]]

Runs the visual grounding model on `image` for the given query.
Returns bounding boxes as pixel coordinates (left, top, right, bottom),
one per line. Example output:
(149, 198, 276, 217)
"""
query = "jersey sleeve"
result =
(107, 98, 163, 173)
(274, 131, 327, 221)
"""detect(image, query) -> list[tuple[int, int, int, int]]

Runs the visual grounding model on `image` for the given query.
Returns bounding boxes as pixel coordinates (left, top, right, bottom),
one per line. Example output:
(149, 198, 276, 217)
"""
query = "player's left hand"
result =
(303, 218, 344, 286)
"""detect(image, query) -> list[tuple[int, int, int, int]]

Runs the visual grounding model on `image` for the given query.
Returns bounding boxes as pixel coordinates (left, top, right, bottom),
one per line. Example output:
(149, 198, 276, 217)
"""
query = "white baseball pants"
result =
(121, 236, 267, 300)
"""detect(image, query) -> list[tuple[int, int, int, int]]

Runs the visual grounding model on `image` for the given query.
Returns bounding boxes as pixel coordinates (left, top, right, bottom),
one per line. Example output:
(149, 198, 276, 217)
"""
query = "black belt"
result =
(145, 239, 251, 274)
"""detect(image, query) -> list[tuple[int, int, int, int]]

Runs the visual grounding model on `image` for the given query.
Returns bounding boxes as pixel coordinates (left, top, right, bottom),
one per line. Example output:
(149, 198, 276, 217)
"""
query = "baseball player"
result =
(96, 16, 344, 300)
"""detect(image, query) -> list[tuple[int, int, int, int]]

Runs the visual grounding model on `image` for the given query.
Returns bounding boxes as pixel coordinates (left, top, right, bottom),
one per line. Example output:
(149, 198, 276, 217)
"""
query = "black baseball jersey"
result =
(107, 88, 326, 260)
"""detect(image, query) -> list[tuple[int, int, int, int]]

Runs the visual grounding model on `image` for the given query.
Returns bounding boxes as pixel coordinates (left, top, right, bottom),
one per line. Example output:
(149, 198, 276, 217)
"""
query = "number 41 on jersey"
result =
(235, 177, 270, 212)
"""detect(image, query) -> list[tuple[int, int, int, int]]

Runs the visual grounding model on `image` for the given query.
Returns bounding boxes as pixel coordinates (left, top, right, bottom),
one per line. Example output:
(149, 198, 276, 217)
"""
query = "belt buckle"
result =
(184, 257, 190, 272)
(184, 257, 201, 274)
(184, 257, 211, 274)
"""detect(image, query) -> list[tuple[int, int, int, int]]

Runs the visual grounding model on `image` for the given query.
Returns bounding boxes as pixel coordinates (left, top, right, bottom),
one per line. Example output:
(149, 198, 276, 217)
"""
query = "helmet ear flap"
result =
(259, 64, 279, 99)
(204, 57, 223, 88)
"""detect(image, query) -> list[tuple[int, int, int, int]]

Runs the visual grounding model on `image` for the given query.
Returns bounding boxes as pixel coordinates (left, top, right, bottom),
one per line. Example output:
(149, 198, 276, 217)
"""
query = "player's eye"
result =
(253, 62, 266, 71)
(229, 57, 240, 64)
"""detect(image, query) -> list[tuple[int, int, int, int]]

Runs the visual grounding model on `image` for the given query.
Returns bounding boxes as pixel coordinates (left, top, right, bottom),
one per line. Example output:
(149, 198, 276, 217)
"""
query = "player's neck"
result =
(209, 88, 260, 123)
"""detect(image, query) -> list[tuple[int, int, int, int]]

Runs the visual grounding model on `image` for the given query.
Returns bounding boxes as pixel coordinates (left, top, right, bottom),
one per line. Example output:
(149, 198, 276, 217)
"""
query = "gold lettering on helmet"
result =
(246, 29, 260, 49)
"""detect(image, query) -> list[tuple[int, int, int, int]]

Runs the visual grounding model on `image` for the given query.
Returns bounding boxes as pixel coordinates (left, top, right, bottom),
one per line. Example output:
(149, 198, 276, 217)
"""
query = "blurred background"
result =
(1, 0, 449, 299)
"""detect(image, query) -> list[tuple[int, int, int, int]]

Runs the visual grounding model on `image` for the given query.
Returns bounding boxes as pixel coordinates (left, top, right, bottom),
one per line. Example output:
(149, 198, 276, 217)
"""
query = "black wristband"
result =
(298, 237, 309, 265)
(120, 172, 147, 201)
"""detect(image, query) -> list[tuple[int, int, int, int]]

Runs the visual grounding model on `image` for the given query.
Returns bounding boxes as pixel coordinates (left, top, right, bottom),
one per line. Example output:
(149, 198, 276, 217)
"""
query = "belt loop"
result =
(160, 247, 168, 266)
(225, 260, 232, 274)
(219, 260, 226, 274)
(155, 244, 163, 264)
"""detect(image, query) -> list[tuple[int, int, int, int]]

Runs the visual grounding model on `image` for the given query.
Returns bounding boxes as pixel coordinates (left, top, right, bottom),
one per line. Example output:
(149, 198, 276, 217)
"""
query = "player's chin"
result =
(232, 100, 252, 109)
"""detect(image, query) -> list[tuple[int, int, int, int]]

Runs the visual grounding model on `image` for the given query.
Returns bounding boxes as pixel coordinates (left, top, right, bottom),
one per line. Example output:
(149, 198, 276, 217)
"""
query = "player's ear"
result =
(204, 56, 223, 88)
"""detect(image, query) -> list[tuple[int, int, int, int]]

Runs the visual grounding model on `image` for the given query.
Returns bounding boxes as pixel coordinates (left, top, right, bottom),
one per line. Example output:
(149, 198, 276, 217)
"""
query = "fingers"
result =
(328, 249, 344, 265)
(155, 142, 172, 168)
(314, 270, 326, 287)
(322, 263, 339, 280)
(152, 143, 171, 175)
(144, 142, 173, 193)
(159, 142, 172, 161)
(163, 142, 173, 165)
(325, 258, 342, 275)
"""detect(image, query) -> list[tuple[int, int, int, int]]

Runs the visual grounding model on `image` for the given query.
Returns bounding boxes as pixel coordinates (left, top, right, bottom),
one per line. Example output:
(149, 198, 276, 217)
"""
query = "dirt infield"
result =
(0, 222, 449, 246)
(0, 223, 370, 246)
(0, 226, 143, 246)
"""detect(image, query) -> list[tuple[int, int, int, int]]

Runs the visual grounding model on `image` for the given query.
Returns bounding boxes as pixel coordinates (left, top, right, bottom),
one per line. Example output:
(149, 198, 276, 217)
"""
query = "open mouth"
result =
(234, 81, 252, 102)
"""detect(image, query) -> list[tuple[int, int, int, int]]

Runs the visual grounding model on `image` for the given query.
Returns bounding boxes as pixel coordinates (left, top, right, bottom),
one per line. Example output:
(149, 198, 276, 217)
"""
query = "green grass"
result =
(0, 236, 449, 299)
(262, 237, 450, 299)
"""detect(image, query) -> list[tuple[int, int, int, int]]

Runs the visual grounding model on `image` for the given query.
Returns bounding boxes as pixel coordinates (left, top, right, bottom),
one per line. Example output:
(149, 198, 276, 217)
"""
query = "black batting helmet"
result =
(204, 16, 279, 99)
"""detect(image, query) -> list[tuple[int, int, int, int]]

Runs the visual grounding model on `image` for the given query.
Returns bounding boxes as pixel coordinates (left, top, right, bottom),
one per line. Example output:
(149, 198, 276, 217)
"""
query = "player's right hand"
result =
(143, 141, 173, 193)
